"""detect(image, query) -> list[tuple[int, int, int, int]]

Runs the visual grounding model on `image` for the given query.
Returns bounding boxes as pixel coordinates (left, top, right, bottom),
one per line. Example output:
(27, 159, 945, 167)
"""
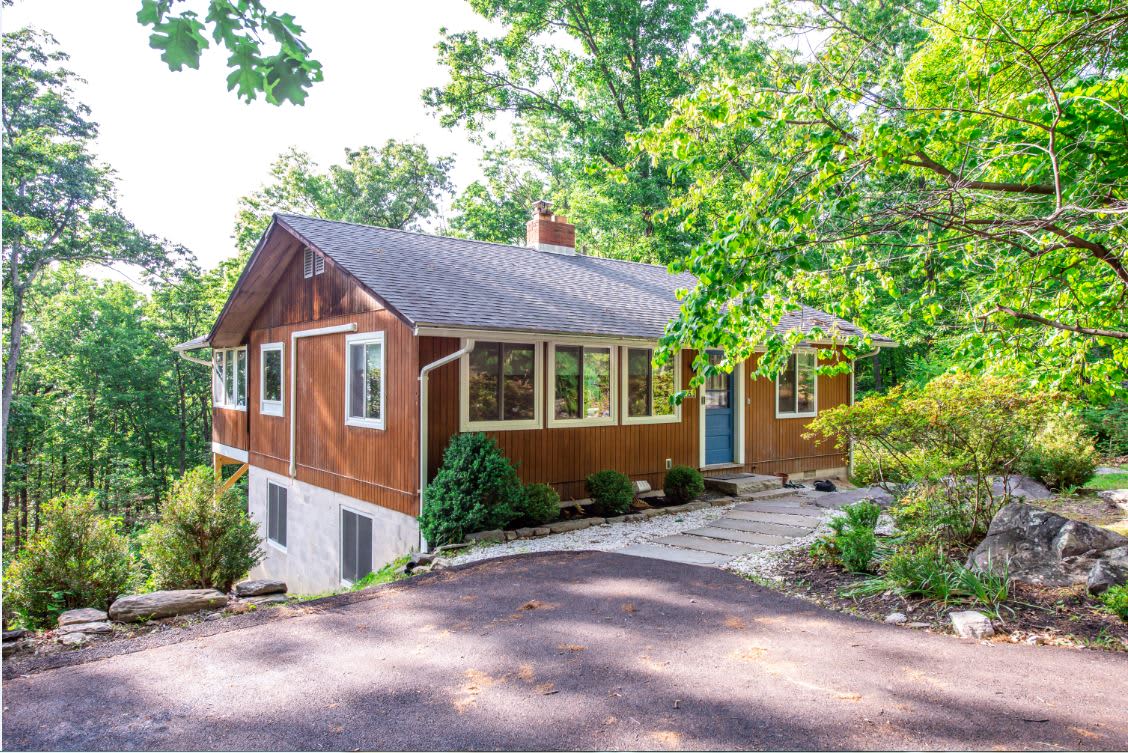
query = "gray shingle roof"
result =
(276, 213, 892, 344)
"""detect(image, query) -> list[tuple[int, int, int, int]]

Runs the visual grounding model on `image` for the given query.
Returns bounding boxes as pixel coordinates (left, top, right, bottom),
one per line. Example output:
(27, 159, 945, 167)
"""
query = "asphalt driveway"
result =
(4, 551, 1128, 751)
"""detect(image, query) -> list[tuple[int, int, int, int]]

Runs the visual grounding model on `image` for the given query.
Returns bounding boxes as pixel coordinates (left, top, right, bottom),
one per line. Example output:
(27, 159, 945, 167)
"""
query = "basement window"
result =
(267, 482, 287, 549)
(260, 343, 284, 416)
(462, 341, 541, 431)
(341, 508, 373, 585)
(212, 347, 247, 410)
(548, 343, 615, 427)
(303, 248, 325, 278)
(345, 332, 385, 429)
(622, 347, 679, 425)
(776, 351, 818, 418)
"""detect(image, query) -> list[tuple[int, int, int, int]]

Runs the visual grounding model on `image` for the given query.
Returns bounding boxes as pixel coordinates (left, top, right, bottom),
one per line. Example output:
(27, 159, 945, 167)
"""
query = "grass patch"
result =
(1085, 472, 1128, 491)
(293, 555, 413, 602)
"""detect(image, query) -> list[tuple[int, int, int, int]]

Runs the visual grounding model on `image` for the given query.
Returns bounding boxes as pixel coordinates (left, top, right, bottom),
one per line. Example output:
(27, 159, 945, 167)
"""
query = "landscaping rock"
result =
(992, 475, 1054, 501)
(465, 529, 505, 544)
(109, 589, 229, 623)
(905, 622, 931, 629)
(1097, 489, 1128, 512)
(623, 513, 646, 523)
(57, 608, 108, 626)
(548, 519, 591, 534)
(234, 579, 287, 597)
(59, 632, 90, 647)
(514, 527, 537, 539)
(3, 640, 26, 658)
(244, 594, 288, 607)
(710, 497, 734, 507)
(533, 527, 550, 537)
(884, 612, 908, 625)
(1087, 547, 1128, 595)
(605, 515, 627, 524)
(968, 502, 1128, 587)
(4, 628, 27, 642)
(436, 542, 471, 554)
(57, 621, 112, 635)
(950, 610, 995, 639)
(588, 517, 606, 526)
(505, 531, 517, 541)
(641, 508, 664, 518)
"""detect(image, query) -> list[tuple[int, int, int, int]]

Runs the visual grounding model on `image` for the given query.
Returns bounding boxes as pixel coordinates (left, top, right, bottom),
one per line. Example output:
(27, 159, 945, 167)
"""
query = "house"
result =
(176, 204, 893, 593)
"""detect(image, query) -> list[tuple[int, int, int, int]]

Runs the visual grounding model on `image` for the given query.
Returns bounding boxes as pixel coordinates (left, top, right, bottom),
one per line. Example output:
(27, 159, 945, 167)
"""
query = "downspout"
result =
(418, 339, 475, 552)
(174, 348, 212, 368)
(289, 323, 357, 477)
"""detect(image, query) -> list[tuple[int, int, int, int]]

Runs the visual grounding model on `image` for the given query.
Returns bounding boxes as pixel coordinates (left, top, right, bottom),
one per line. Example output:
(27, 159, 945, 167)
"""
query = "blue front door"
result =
(704, 350, 734, 465)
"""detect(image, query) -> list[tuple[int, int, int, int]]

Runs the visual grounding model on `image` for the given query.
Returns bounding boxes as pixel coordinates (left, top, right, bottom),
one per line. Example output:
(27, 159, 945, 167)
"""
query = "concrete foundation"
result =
(246, 466, 419, 595)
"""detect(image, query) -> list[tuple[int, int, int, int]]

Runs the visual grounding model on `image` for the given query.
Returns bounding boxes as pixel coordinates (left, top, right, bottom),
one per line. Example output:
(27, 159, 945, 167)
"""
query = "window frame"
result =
(344, 331, 386, 430)
(774, 350, 819, 419)
(339, 505, 374, 586)
(260, 342, 284, 417)
(546, 342, 618, 428)
(266, 481, 287, 551)
(212, 346, 248, 411)
(620, 346, 681, 426)
(459, 338, 543, 432)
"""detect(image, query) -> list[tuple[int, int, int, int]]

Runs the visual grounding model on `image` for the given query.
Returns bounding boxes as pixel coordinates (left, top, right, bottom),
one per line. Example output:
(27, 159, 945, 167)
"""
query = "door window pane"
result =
(704, 351, 730, 408)
(263, 348, 283, 402)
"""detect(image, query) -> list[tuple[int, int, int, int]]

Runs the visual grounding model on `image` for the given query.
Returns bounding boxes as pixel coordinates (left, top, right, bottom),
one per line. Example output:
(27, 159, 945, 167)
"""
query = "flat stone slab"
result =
(57, 608, 109, 626)
(703, 519, 793, 544)
(653, 534, 762, 556)
(686, 526, 775, 546)
(733, 502, 825, 517)
(703, 473, 781, 497)
(727, 510, 822, 527)
(615, 543, 733, 566)
(713, 519, 814, 537)
(234, 579, 287, 597)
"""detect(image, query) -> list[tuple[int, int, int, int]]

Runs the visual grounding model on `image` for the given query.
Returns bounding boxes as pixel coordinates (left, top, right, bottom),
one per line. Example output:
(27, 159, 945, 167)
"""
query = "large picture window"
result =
(345, 332, 385, 429)
(622, 347, 679, 424)
(463, 341, 540, 430)
(549, 343, 615, 426)
(776, 351, 818, 417)
(212, 347, 247, 410)
(260, 343, 283, 416)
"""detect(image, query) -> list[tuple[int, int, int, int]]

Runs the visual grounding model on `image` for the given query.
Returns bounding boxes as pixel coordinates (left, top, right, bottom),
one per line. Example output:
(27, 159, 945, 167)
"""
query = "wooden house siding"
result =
(212, 406, 248, 453)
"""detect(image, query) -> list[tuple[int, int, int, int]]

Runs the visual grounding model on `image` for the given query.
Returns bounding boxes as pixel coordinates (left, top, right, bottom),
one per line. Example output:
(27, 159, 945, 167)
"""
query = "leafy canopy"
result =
(638, 0, 1128, 396)
(135, 0, 322, 105)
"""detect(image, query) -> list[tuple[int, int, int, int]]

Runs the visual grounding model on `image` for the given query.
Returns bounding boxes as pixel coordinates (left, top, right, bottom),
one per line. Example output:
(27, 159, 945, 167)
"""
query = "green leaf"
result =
(148, 16, 209, 71)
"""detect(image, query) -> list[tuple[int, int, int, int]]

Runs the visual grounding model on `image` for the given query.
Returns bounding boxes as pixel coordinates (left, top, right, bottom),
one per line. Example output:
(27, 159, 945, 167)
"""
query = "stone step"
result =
(684, 526, 778, 546)
(704, 519, 814, 537)
(736, 488, 797, 503)
(726, 510, 824, 527)
(653, 534, 763, 556)
(614, 544, 733, 567)
(733, 502, 826, 517)
(703, 473, 782, 497)
(705, 519, 795, 544)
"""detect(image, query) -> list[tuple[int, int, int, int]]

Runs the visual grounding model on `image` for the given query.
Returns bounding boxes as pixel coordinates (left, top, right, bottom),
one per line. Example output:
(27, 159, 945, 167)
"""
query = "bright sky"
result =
(3, 0, 756, 273)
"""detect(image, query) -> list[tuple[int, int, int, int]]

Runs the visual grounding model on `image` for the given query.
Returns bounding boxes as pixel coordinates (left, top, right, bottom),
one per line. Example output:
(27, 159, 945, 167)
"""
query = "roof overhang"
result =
(173, 335, 210, 352)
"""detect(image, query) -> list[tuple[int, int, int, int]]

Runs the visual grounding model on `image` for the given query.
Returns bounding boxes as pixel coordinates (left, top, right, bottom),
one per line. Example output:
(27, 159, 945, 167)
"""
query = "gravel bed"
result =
(445, 502, 742, 566)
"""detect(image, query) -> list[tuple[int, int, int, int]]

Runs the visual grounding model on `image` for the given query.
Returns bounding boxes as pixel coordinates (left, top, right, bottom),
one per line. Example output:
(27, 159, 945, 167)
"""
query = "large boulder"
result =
(233, 579, 287, 597)
(1088, 547, 1128, 595)
(109, 589, 228, 623)
(57, 608, 108, 626)
(969, 502, 1128, 590)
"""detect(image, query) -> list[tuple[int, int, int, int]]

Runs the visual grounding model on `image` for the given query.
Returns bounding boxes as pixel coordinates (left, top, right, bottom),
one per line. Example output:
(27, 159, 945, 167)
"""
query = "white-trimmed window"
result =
(461, 340, 541, 431)
(345, 332, 385, 429)
(341, 507, 373, 585)
(212, 347, 247, 410)
(260, 343, 284, 417)
(303, 248, 325, 278)
(776, 351, 818, 418)
(548, 343, 616, 427)
(267, 482, 287, 549)
(622, 347, 679, 425)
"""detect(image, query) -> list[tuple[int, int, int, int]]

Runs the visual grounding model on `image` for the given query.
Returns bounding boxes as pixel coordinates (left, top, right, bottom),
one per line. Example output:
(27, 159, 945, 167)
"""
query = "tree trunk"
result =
(871, 352, 883, 392)
(2, 286, 27, 459)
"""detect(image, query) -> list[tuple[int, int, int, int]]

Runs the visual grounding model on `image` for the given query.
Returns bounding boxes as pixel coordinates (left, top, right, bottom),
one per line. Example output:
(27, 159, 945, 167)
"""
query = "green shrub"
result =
(1081, 400, 1128, 458)
(5, 493, 132, 628)
(513, 483, 560, 527)
(1100, 584, 1128, 621)
(419, 433, 524, 546)
(891, 481, 1004, 550)
(141, 467, 263, 592)
(1019, 411, 1098, 490)
(663, 465, 705, 504)
(586, 470, 634, 517)
(846, 547, 1009, 611)
(811, 500, 881, 573)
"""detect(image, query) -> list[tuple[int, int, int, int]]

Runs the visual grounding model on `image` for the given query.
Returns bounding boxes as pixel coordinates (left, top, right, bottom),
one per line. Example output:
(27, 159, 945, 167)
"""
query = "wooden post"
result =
(218, 463, 248, 497)
(213, 454, 224, 481)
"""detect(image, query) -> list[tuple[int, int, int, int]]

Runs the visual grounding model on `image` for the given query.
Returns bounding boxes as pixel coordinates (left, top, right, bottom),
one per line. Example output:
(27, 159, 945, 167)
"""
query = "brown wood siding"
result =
(227, 242, 421, 516)
(212, 407, 248, 452)
(424, 337, 701, 500)
(745, 351, 849, 476)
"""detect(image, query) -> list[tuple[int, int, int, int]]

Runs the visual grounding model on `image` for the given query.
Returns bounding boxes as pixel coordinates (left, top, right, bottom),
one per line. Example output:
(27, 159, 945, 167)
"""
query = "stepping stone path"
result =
(617, 485, 885, 567)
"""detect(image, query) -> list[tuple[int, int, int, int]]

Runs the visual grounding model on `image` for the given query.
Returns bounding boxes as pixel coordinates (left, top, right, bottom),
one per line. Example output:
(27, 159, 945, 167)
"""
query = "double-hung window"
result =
(267, 482, 287, 549)
(260, 343, 284, 416)
(776, 351, 818, 418)
(549, 343, 615, 426)
(213, 347, 247, 410)
(345, 332, 385, 429)
(622, 347, 679, 424)
(462, 341, 540, 430)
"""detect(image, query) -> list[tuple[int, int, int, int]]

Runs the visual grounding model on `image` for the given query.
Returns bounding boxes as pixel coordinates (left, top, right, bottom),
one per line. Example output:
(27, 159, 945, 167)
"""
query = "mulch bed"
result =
(770, 550, 1128, 651)
(556, 489, 729, 519)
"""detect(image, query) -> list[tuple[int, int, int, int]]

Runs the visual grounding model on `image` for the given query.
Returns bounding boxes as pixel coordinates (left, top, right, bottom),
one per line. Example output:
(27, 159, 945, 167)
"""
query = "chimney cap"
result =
(532, 199, 553, 217)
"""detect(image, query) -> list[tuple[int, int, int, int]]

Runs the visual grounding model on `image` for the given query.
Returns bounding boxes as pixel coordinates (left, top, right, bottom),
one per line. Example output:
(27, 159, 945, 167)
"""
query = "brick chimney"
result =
(526, 200, 576, 255)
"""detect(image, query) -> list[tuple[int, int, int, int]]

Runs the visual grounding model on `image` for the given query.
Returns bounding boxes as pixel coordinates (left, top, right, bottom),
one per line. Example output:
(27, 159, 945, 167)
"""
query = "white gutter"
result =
(172, 339, 213, 367)
(289, 323, 357, 477)
(418, 338, 475, 552)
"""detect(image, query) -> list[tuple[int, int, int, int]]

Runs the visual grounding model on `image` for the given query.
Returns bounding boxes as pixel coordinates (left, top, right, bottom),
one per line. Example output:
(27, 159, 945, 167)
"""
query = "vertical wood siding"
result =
(212, 407, 248, 452)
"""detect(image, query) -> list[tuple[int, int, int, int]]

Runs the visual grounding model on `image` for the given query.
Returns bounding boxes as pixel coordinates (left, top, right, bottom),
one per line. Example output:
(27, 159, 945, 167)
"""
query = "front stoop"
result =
(703, 472, 782, 497)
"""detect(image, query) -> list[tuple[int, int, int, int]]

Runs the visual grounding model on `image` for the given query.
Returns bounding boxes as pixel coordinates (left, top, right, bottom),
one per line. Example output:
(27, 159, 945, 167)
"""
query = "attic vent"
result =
(303, 249, 325, 278)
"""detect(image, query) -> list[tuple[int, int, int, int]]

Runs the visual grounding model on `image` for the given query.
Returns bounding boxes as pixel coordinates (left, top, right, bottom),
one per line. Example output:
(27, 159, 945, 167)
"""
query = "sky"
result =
(3, 0, 756, 274)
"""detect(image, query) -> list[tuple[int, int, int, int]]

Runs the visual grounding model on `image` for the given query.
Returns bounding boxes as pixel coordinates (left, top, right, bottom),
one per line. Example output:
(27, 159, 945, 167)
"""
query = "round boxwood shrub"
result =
(664, 465, 705, 504)
(5, 493, 132, 628)
(586, 470, 634, 517)
(513, 483, 560, 527)
(420, 433, 523, 546)
(1019, 410, 1098, 491)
